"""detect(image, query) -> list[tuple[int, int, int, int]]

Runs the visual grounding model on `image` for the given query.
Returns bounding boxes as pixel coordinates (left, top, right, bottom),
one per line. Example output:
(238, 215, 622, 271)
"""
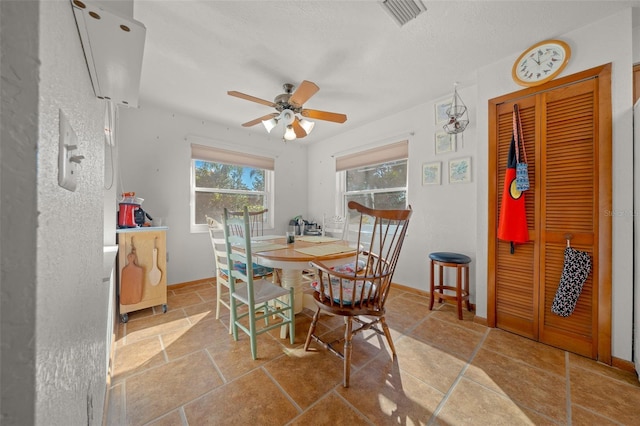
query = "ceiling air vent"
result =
(380, 0, 426, 26)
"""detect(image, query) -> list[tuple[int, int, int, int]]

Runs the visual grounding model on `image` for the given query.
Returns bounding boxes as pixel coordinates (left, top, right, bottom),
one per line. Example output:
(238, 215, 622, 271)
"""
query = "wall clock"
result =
(512, 39, 571, 87)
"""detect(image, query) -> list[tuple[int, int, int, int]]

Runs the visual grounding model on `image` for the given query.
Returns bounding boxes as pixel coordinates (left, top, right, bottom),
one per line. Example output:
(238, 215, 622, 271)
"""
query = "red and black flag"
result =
(497, 117, 529, 252)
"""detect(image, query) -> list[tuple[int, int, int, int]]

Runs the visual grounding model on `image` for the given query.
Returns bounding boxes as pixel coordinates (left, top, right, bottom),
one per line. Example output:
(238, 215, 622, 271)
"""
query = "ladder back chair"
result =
(305, 201, 412, 387)
(226, 208, 274, 279)
(206, 216, 236, 333)
(222, 207, 295, 359)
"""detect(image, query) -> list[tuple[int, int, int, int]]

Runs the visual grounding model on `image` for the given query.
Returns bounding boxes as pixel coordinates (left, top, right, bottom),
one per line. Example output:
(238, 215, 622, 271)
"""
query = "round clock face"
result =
(512, 39, 571, 87)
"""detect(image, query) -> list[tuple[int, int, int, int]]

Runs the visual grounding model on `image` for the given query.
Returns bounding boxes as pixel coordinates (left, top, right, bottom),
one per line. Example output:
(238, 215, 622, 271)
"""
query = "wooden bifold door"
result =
(488, 64, 612, 363)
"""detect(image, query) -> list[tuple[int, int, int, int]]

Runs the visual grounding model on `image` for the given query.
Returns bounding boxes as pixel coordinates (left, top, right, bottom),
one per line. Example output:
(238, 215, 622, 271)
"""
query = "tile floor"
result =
(106, 281, 640, 425)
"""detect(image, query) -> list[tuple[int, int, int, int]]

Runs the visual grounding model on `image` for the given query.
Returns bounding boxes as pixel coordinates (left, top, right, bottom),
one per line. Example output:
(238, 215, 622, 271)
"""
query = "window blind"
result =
(191, 143, 274, 170)
(335, 140, 408, 171)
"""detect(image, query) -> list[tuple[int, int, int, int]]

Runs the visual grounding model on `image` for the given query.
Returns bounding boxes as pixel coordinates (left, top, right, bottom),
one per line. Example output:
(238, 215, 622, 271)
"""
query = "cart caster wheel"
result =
(120, 313, 129, 323)
(162, 304, 168, 313)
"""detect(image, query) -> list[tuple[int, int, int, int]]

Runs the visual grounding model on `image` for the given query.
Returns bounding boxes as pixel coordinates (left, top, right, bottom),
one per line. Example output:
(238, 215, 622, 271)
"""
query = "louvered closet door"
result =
(538, 79, 598, 358)
(494, 96, 538, 339)
(490, 65, 611, 361)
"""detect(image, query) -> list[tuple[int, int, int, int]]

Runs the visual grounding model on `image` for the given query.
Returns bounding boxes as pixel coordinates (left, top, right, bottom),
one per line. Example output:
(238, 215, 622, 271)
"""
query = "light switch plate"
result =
(58, 110, 78, 191)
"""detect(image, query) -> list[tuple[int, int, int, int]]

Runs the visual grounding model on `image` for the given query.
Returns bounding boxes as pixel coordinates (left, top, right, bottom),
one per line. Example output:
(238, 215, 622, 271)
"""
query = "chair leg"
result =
(465, 264, 472, 311)
(215, 279, 222, 319)
(248, 303, 257, 360)
(304, 308, 320, 350)
(456, 266, 463, 320)
(380, 316, 396, 356)
(429, 259, 435, 311)
(343, 317, 353, 388)
(288, 288, 295, 345)
(230, 296, 239, 342)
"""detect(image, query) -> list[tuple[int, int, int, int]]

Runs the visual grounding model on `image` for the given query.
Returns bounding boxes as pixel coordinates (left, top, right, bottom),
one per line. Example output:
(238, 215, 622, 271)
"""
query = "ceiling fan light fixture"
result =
(280, 109, 295, 126)
(262, 117, 278, 133)
(283, 125, 297, 141)
(299, 118, 315, 135)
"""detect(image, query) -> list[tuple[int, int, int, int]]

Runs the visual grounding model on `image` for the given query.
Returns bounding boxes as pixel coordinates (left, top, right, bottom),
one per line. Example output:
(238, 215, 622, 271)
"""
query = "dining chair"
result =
(305, 201, 412, 387)
(206, 216, 236, 333)
(222, 206, 295, 359)
(228, 208, 268, 237)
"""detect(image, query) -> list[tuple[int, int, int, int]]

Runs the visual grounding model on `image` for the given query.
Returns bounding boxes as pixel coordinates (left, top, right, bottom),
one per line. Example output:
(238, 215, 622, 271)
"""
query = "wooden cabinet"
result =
(488, 65, 612, 362)
(116, 227, 167, 323)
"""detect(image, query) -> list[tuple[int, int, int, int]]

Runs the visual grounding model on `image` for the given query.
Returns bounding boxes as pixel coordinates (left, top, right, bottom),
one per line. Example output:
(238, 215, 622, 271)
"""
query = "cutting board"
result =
(149, 247, 162, 286)
(120, 252, 143, 305)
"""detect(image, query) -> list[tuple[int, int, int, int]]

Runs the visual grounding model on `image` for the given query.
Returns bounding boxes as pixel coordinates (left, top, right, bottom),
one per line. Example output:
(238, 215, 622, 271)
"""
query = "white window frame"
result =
(336, 140, 409, 216)
(190, 144, 275, 233)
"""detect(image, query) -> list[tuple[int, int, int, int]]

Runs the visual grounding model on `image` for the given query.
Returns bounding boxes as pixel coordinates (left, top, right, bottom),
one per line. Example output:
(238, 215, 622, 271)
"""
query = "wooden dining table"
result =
(246, 235, 357, 324)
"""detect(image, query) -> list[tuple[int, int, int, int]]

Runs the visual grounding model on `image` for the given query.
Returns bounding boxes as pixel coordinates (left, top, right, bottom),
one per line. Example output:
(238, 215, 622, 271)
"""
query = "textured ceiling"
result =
(132, 0, 637, 143)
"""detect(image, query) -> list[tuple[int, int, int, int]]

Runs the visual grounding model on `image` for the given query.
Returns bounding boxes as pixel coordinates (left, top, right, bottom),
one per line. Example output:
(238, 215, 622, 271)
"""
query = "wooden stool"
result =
(429, 252, 472, 320)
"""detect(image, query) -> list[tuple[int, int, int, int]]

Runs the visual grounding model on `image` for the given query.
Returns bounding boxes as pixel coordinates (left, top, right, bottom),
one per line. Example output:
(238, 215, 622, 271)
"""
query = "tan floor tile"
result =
(571, 404, 620, 425)
(105, 382, 125, 426)
(394, 335, 467, 394)
(263, 346, 344, 409)
(125, 351, 223, 425)
(182, 301, 218, 323)
(435, 377, 555, 425)
(206, 332, 287, 381)
(569, 352, 640, 387)
(337, 354, 443, 425)
(112, 336, 166, 383)
(289, 392, 371, 425)
(146, 409, 184, 426)
(428, 308, 486, 333)
(183, 368, 298, 425)
(162, 316, 229, 361)
(166, 290, 205, 310)
(465, 348, 567, 422)
(483, 328, 566, 376)
(196, 286, 216, 302)
(170, 282, 214, 295)
(409, 316, 484, 360)
(124, 309, 191, 343)
(385, 295, 432, 332)
(570, 364, 640, 424)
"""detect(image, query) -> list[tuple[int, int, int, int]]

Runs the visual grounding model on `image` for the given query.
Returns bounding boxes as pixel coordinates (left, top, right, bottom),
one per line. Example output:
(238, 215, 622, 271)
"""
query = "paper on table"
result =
(296, 236, 339, 243)
(251, 242, 288, 253)
(294, 244, 356, 256)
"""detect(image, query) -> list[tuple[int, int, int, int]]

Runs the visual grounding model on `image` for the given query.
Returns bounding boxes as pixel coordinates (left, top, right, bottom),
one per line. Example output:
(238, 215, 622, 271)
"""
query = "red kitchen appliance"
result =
(118, 203, 139, 228)
(118, 192, 144, 228)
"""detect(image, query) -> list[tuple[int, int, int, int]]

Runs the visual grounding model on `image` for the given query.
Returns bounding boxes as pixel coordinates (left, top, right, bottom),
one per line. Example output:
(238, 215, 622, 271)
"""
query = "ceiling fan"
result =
(227, 80, 347, 140)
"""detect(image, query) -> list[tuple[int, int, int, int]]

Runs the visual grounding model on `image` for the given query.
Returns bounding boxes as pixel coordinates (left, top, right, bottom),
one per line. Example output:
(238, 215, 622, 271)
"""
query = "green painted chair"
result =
(222, 206, 295, 359)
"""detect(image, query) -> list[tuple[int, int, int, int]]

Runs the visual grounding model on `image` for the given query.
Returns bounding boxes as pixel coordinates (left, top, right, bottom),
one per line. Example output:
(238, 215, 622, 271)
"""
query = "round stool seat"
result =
(429, 252, 471, 264)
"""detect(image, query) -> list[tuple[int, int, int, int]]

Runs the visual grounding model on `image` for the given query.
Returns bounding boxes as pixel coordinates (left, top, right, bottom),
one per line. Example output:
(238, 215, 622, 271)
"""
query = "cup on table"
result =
(286, 231, 295, 244)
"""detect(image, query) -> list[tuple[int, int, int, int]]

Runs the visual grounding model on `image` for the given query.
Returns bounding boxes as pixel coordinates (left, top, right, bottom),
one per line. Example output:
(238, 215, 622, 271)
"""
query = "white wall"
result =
(307, 87, 478, 296)
(1, 0, 112, 424)
(117, 104, 309, 284)
(36, 1, 112, 424)
(475, 9, 634, 361)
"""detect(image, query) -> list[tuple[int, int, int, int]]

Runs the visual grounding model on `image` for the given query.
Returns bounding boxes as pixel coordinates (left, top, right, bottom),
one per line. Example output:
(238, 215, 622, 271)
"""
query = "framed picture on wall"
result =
(422, 161, 441, 185)
(435, 98, 453, 124)
(435, 131, 456, 154)
(449, 157, 471, 183)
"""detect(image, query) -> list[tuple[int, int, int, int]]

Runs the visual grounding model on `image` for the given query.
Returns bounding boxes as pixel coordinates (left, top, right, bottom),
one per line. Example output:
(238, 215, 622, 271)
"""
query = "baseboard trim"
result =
(612, 357, 637, 375)
(168, 277, 215, 289)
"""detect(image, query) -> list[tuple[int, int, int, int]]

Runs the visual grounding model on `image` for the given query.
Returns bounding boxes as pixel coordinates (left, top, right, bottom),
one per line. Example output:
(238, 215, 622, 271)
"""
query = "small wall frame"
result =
(435, 131, 456, 154)
(422, 161, 441, 185)
(449, 157, 471, 183)
(435, 98, 453, 124)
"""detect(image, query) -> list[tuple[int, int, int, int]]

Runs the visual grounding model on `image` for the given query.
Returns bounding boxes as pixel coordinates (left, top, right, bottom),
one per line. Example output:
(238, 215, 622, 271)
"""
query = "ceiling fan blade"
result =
(289, 80, 319, 108)
(301, 109, 347, 123)
(292, 117, 307, 138)
(228, 91, 276, 108)
(242, 113, 278, 127)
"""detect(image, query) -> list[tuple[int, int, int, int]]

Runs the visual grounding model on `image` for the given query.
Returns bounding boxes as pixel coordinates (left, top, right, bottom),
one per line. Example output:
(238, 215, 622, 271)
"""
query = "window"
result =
(191, 144, 274, 232)
(337, 141, 408, 214)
